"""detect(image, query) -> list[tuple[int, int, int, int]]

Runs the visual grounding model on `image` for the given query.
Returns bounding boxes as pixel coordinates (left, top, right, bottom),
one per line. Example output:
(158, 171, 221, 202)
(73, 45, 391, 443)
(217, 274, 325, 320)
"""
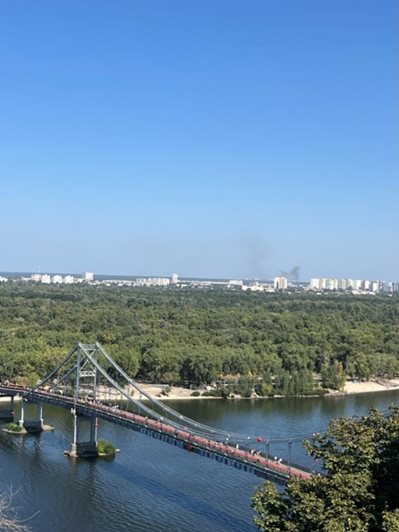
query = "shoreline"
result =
(342, 378, 399, 396)
(2, 379, 399, 404)
(137, 378, 399, 401)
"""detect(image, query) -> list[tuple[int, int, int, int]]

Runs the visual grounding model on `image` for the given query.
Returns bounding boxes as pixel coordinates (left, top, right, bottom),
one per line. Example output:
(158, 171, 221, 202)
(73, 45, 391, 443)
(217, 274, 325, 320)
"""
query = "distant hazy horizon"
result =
(1, 270, 397, 284)
(1, 1, 397, 281)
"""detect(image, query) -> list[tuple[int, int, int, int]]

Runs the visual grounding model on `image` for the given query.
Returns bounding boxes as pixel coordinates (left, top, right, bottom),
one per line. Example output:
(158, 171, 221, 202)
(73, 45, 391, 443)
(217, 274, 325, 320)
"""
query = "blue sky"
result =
(0, 1, 397, 280)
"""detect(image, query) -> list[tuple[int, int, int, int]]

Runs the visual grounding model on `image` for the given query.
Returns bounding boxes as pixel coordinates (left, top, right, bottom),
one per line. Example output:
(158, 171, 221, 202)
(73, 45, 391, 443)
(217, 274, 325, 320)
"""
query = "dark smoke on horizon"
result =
(280, 265, 301, 281)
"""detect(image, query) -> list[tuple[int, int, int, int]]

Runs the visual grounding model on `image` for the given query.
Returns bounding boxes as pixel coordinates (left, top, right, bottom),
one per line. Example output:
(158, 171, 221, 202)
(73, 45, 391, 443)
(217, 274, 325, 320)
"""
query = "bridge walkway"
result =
(0, 384, 312, 485)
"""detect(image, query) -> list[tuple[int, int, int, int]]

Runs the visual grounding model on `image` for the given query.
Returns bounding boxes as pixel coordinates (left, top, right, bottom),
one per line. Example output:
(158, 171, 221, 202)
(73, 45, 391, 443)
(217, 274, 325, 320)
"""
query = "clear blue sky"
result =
(0, 1, 397, 280)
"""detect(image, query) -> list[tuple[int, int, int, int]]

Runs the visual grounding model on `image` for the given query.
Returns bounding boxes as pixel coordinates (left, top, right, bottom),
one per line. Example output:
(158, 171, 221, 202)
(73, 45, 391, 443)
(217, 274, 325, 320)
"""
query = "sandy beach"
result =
(343, 378, 399, 395)
(2, 378, 399, 404)
(137, 379, 399, 401)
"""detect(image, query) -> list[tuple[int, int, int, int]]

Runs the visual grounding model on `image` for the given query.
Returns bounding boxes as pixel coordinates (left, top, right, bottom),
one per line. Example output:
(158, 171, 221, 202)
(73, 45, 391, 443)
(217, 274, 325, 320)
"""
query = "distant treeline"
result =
(0, 283, 398, 394)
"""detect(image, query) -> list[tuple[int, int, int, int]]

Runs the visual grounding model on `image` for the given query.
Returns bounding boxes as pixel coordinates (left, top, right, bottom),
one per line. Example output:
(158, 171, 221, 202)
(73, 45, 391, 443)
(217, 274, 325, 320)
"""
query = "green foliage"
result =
(180, 351, 222, 386)
(97, 439, 116, 456)
(382, 509, 399, 531)
(4, 423, 23, 432)
(0, 284, 398, 391)
(274, 369, 319, 397)
(252, 407, 399, 531)
(190, 390, 201, 397)
(236, 376, 253, 398)
(201, 388, 229, 398)
(321, 362, 347, 390)
(254, 372, 274, 396)
(254, 382, 273, 396)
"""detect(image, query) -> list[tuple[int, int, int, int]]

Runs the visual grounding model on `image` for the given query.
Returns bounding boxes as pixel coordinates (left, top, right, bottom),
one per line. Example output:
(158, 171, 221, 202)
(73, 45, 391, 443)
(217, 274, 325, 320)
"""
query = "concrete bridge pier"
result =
(0, 395, 15, 422)
(69, 410, 98, 458)
(19, 400, 44, 432)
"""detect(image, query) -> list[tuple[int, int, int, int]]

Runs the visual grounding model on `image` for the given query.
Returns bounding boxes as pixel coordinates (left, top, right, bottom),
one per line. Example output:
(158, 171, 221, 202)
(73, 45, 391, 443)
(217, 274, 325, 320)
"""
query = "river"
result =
(1, 390, 398, 532)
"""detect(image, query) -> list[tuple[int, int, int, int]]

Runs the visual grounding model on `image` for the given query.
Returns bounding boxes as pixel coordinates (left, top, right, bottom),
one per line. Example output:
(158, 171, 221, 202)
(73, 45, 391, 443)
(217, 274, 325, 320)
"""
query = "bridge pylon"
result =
(68, 408, 98, 458)
(66, 344, 100, 457)
(19, 400, 44, 432)
(32, 343, 122, 457)
(0, 394, 15, 422)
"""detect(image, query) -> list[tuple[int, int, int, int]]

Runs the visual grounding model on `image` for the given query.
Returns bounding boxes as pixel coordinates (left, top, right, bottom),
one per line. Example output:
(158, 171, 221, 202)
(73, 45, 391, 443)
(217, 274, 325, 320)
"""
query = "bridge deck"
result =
(0, 385, 311, 484)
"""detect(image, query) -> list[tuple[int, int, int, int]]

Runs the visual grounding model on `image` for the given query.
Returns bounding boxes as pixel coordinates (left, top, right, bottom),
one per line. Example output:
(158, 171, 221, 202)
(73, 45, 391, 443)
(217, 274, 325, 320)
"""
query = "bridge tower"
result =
(68, 344, 99, 457)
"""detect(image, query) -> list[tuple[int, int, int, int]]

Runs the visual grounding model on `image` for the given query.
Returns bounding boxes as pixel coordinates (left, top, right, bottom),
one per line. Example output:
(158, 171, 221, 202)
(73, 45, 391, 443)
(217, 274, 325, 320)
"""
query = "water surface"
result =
(1, 390, 398, 531)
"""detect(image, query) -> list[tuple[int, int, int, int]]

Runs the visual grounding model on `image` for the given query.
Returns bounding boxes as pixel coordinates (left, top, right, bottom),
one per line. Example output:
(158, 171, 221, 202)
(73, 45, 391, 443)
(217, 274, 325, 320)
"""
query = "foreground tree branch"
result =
(252, 407, 399, 531)
(0, 490, 30, 531)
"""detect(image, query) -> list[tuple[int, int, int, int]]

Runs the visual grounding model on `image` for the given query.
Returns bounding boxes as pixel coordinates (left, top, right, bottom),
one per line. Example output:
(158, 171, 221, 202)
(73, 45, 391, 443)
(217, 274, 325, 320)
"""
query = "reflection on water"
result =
(1, 390, 398, 532)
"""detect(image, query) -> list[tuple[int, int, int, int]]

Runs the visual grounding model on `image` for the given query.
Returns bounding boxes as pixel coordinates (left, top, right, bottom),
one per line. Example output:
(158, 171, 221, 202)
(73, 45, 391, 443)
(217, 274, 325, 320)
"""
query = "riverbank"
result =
(343, 378, 399, 395)
(2, 378, 399, 404)
(138, 378, 399, 401)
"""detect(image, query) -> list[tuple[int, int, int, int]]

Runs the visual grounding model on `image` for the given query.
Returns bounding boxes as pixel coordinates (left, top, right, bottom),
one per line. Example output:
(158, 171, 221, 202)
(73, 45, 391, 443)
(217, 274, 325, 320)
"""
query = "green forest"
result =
(0, 283, 398, 394)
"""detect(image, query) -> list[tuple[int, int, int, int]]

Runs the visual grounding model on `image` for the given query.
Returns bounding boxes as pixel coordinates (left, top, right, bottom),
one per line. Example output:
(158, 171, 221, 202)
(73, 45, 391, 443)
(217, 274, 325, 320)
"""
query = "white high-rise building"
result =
(64, 275, 74, 284)
(310, 278, 320, 289)
(228, 279, 243, 287)
(52, 275, 63, 284)
(319, 278, 327, 290)
(308, 277, 397, 294)
(379, 281, 388, 292)
(274, 276, 288, 290)
(84, 272, 94, 282)
(41, 274, 51, 284)
(171, 273, 179, 285)
(352, 279, 362, 290)
(371, 281, 379, 292)
(157, 277, 168, 286)
(362, 280, 371, 291)
(387, 282, 397, 293)
(326, 278, 338, 290)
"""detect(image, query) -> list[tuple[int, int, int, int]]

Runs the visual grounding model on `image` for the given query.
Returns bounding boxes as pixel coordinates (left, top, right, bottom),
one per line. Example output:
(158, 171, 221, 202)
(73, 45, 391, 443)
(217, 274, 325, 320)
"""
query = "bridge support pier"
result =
(68, 411, 98, 458)
(19, 401, 44, 432)
(0, 395, 15, 422)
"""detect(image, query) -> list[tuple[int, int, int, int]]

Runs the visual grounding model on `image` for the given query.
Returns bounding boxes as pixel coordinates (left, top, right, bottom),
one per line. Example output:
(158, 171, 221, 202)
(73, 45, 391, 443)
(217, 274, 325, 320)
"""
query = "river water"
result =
(1, 390, 398, 532)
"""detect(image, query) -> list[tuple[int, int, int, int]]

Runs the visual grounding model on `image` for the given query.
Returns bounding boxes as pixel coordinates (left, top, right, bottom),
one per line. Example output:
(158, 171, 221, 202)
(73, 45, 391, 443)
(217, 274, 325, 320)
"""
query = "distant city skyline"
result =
(0, 1, 397, 280)
(0, 269, 397, 284)
(2, 270, 398, 296)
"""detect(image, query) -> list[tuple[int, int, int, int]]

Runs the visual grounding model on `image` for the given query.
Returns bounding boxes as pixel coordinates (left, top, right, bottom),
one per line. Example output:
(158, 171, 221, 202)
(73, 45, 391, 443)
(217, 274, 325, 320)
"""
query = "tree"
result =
(252, 407, 399, 531)
(180, 351, 221, 386)
(0, 491, 30, 531)
(237, 376, 253, 398)
(1, 284, 398, 391)
(321, 361, 346, 390)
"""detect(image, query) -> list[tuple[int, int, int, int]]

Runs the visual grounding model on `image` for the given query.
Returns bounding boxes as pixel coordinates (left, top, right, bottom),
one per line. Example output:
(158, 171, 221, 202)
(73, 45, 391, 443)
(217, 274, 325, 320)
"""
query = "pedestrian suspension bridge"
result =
(0, 343, 312, 486)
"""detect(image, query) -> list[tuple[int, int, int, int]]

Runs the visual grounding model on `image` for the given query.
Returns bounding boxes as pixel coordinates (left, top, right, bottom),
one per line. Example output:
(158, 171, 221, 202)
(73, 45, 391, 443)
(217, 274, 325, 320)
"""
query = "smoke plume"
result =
(280, 265, 301, 281)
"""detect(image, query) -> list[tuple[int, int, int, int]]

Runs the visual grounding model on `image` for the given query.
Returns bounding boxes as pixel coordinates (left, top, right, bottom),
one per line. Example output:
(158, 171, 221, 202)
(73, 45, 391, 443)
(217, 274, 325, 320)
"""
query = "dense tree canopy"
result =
(252, 407, 399, 531)
(0, 283, 398, 391)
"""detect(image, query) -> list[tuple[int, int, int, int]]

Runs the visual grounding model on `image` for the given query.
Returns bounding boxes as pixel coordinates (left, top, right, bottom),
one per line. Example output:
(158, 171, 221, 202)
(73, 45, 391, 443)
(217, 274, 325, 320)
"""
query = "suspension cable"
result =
(95, 343, 258, 442)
